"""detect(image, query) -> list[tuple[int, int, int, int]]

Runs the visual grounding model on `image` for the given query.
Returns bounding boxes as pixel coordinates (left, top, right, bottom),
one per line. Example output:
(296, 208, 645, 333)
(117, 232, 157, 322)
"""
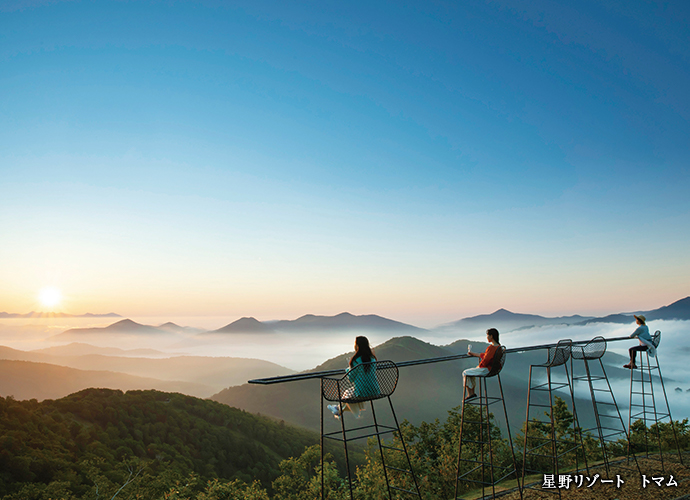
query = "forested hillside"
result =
(1, 389, 688, 499)
(0, 389, 330, 499)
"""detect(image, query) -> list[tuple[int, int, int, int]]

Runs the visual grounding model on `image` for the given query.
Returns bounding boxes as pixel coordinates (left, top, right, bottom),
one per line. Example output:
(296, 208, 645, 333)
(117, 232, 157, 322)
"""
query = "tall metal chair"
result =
(321, 360, 422, 499)
(522, 339, 586, 498)
(571, 336, 639, 475)
(455, 346, 522, 499)
(627, 330, 684, 469)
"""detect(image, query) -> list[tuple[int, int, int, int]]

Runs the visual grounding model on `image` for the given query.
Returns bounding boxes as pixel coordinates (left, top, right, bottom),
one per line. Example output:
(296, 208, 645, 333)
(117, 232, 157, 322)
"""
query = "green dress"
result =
(346, 357, 380, 399)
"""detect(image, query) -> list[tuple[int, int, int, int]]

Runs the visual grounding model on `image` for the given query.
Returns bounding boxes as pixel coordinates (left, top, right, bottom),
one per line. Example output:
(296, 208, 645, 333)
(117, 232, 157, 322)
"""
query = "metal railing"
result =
(248, 335, 632, 385)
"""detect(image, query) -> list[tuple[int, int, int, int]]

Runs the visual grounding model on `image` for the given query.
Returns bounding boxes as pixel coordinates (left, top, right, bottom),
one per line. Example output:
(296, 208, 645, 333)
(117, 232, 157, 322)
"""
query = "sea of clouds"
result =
(1, 316, 688, 420)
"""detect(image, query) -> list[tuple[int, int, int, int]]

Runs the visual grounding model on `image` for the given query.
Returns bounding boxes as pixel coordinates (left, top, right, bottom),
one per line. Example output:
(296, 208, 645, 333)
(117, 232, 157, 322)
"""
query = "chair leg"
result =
(321, 380, 325, 500)
(636, 353, 685, 469)
(640, 356, 652, 458)
(386, 396, 422, 497)
(481, 378, 496, 500)
(565, 359, 588, 475)
(457, 376, 519, 499)
(631, 355, 653, 460)
(339, 401, 354, 500)
(478, 379, 486, 500)
(594, 358, 641, 475)
(521, 366, 533, 489)
(628, 362, 634, 460)
(455, 377, 469, 499)
(546, 367, 562, 500)
(644, 354, 666, 469)
(497, 374, 522, 499)
(653, 356, 685, 465)
(370, 400, 392, 499)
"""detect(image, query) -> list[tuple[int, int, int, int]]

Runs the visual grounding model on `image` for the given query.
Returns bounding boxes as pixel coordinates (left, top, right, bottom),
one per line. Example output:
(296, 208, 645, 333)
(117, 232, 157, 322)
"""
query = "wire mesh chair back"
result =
(539, 339, 572, 367)
(485, 345, 506, 377)
(321, 360, 398, 403)
(572, 336, 607, 360)
(652, 330, 661, 348)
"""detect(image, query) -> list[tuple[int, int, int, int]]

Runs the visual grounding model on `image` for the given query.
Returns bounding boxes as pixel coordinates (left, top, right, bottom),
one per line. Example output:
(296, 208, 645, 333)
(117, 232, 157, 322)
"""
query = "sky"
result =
(1, 0, 689, 328)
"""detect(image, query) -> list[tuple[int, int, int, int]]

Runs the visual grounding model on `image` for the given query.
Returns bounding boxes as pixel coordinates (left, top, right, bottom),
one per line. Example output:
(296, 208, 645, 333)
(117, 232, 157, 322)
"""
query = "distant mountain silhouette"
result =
(202, 312, 425, 336)
(270, 312, 426, 333)
(55, 319, 166, 338)
(0, 311, 120, 318)
(575, 313, 635, 326)
(644, 296, 690, 321)
(575, 297, 690, 325)
(210, 317, 276, 334)
(436, 296, 690, 332)
(157, 322, 205, 334)
(437, 308, 593, 333)
(104, 319, 162, 333)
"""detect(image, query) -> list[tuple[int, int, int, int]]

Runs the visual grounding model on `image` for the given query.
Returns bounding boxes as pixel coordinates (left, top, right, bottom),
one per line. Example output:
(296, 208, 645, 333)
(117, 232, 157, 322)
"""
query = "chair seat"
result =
(486, 346, 507, 377)
(571, 336, 606, 360)
(531, 339, 572, 367)
(321, 360, 398, 403)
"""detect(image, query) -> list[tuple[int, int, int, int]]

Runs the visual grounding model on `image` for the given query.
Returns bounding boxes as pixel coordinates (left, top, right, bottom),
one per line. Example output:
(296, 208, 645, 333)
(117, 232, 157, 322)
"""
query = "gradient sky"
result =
(1, 0, 689, 327)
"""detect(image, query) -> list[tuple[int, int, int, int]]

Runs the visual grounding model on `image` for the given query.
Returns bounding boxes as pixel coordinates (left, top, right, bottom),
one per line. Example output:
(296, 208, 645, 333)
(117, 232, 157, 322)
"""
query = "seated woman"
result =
(624, 314, 655, 369)
(463, 328, 500, 402)
(328, 336, 379, 419)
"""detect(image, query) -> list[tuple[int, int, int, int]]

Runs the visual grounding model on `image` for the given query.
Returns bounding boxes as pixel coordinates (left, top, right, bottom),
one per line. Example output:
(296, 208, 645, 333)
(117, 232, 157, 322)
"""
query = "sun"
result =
(38, 287, 62, 309)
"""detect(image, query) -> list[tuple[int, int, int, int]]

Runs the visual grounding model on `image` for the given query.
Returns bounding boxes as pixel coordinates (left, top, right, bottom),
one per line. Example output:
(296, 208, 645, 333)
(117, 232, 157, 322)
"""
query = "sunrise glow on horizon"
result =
(1, 1, 689, 327)
(37, 287, 62, 310)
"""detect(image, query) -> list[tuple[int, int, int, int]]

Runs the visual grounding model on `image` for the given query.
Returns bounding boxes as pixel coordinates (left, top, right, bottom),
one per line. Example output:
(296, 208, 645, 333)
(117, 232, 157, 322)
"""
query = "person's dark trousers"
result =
(629, 344, 648, 363)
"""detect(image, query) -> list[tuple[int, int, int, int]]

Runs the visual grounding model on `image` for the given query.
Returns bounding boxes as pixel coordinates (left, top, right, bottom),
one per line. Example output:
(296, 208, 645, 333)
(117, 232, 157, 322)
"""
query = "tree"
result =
(515, 396, 590, 475)
(271, 445, 344, 500)
(353, 405, 513, 500)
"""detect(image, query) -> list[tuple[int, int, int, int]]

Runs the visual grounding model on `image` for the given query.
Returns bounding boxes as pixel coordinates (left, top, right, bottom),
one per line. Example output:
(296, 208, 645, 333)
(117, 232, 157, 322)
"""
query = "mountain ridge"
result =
(55, 319, 171, 338)
(211, 316, 276, 334)
(270, 311, 427, 333)
(14, 296, 689, 341)
(208, 311, 426, 335)
(435, 296, 690, 332)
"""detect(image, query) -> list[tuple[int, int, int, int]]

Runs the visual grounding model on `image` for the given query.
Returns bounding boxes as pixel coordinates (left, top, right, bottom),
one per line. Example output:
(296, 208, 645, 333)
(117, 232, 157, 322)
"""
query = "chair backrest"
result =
(571, 336, 607, 360)
(652, 330, 661, 348)
(486, 345, 506, 377)
(321, 360, 398, 403)
(543, 339, 571, 367)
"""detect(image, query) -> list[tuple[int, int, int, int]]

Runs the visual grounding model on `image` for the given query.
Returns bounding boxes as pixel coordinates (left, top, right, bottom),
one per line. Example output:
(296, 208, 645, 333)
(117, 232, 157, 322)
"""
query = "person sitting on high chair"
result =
(328, 336, 379, 419)
(624, 314, 655, 369)
(463, 328, 500, 402)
